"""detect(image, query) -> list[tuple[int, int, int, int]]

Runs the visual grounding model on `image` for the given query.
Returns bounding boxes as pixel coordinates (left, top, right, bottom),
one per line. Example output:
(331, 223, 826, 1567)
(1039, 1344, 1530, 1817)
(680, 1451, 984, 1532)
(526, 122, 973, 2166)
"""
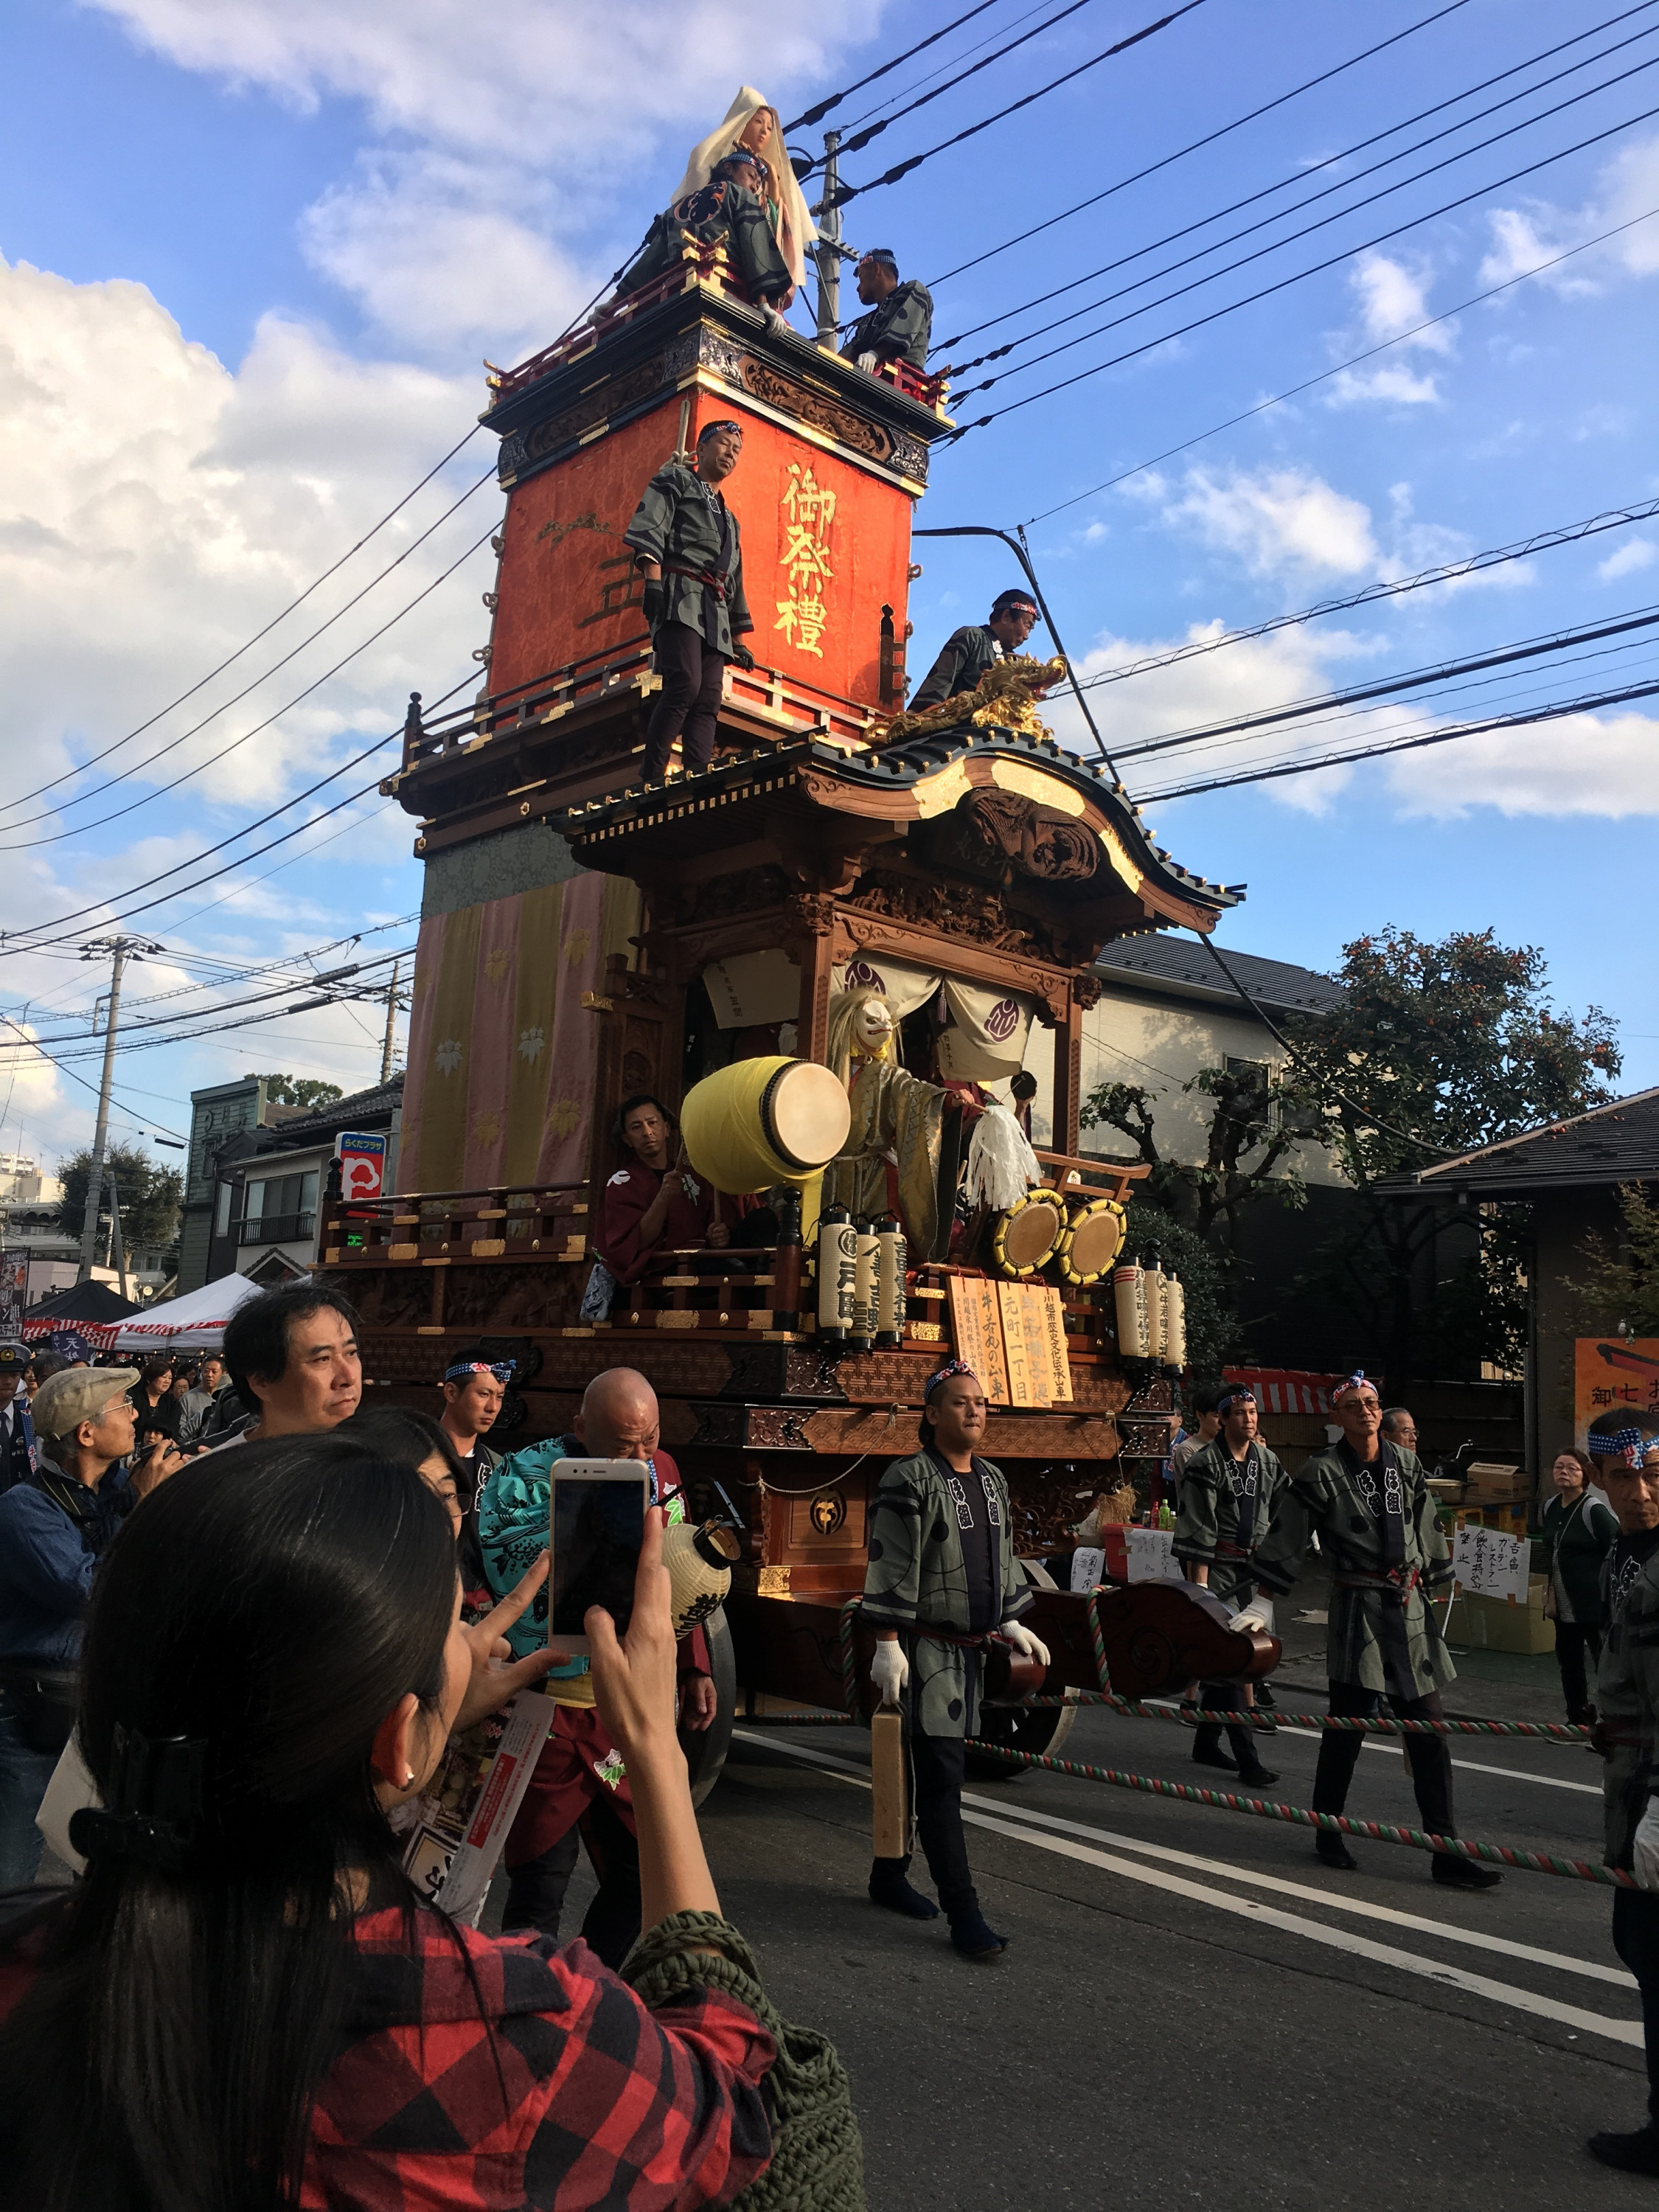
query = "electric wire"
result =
(0, 469, 498, 844)
(942, 94, 1659, 434)
(923, 0, 1476, 291)
(785, 0, 1012, 133)
(824, 0, 1210, 208)
(1077, 494, 1659, 692)
(934, 7, 1659, 360)
(1, 425, 484, 813)
(836, 1, 1031, 137)
(1018, 204, 1659, 524)
(4, 946, 414, 1054)
(0, 1014, 188, 1141)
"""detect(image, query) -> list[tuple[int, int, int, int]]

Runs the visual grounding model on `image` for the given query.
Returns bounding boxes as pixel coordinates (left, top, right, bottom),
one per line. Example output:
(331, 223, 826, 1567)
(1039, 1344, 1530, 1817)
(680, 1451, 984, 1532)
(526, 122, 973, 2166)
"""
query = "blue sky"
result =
(1, 0, 1656, 1175)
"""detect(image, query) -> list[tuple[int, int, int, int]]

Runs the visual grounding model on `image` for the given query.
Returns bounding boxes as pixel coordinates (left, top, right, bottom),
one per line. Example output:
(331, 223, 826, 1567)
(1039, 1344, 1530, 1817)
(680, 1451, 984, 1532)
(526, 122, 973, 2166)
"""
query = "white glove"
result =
(1635, 1802, 1659, 1891)
(870, 1638, 909, 1705)
(1001, 1619, 1051, 1668)
(1228, 1606, 1270, 1635)
(856, 349, 879, 372)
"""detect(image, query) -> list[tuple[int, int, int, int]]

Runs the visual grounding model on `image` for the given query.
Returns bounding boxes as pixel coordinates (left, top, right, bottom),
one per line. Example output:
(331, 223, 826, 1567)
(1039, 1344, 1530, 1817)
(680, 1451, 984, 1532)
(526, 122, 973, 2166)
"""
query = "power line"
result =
(1, 426, 484, 814)
(7, 945, 413, 1053)
(942, 93, 1659, 434)
(922, 0, 1475, 292)
(0, 468, 498, 845)
(837, 1, 1031, 137)
(1079, 493, 1659, 692)
(935, 7, 1659, 361)
(1016, 204, 1659, 524)
(824, 0, 1210, 209)
(785, 0, 1012, 133)
(0, 1012, 188, 1143)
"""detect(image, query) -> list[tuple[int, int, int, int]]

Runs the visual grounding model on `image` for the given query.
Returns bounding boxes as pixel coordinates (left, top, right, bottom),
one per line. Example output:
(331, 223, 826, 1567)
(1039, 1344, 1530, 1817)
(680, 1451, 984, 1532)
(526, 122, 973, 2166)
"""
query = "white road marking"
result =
(1137, 1700, 1602, 1794)
(731, 1729, 1643, 2035)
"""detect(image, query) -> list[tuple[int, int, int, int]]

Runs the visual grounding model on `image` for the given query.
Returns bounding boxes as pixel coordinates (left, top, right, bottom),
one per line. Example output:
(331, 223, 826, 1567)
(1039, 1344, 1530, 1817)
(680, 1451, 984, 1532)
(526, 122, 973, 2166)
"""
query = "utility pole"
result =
(108, 1172, 130, 1302)
(380, 957, 404, 1085)
(77, 936, 161, 1284)
(815, 130, 843, 348)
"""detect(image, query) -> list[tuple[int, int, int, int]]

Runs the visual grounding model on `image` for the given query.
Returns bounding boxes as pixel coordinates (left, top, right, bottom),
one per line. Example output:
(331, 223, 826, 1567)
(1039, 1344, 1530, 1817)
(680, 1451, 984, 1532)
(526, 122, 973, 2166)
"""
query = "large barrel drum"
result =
(679, 1056, 852, 1193)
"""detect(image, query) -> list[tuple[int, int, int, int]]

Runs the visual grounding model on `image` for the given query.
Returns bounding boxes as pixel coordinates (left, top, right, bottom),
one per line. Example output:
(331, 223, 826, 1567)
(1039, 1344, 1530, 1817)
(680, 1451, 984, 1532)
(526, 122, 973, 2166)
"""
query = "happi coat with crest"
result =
(1251, 1437, 1455, 1698)
(1172, 1435, 1289, 1611)
(860, 1445, 1034, 1738)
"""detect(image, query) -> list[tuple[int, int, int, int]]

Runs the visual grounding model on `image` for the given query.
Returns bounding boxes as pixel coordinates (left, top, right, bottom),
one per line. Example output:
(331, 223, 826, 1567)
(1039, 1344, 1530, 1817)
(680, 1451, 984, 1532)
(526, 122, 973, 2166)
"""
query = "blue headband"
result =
(1332, 1370, 1378, 1405)
(925, 1359, 978, 1402)
(1589, 1425, 1659, 1467)
(1217, 1388, 1256, 1415)
(446, 1358, 512, 1385)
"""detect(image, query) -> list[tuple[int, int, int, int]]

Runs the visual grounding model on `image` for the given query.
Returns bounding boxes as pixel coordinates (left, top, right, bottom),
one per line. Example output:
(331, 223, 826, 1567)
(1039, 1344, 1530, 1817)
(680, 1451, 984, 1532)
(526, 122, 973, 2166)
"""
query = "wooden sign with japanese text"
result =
(1037, 1286, 1073, 1403)
(947, 1276, 1009, 1404)
(997, 1282, 1043, 1408)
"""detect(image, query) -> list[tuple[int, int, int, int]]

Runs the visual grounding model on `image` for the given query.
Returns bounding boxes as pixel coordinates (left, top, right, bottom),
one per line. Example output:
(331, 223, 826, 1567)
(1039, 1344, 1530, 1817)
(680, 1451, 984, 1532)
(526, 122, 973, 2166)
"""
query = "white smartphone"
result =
(547, 1458, 652, 1655)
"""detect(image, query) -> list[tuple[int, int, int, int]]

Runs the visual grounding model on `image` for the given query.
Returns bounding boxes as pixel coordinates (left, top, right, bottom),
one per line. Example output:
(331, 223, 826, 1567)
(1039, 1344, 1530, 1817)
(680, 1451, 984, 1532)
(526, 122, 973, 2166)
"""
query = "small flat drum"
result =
(1055, 1196, 1126, 1285)
(990, 1189, 1068, 1278)
(761, 1059, 850, 1172)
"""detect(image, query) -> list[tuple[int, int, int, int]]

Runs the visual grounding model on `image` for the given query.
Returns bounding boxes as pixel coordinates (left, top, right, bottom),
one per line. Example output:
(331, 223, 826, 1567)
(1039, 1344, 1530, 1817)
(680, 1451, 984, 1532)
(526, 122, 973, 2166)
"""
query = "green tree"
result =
(1281, 928, 1618, 1385)
(246, 1072, 344, 1112)
(1082, 1060, 1308, 1247)
(1121, 1200, 1242, 1379)
(55, 1144, 184, 1253)
(1566, 1185, 1659, 1338)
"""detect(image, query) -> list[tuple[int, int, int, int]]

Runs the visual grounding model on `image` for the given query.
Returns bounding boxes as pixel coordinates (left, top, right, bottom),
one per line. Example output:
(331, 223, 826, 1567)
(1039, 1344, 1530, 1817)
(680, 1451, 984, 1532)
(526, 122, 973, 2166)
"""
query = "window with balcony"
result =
(239, 1168, 320, 1247)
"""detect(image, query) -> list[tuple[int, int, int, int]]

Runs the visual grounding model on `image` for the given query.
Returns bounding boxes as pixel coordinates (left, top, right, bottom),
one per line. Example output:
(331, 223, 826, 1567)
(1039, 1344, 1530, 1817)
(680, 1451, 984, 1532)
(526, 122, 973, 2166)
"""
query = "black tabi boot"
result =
(949, 1908, 1009, 1958)
(1225, 1725, 1278, 1790)
(1589, 2127, 1659, 2176)
(1430, 1848, 1503, 1890)
(1191, 1723, 1236, 1774)
(1315, 1829, 1359, 1871)
(869, 1856, 940, 1919)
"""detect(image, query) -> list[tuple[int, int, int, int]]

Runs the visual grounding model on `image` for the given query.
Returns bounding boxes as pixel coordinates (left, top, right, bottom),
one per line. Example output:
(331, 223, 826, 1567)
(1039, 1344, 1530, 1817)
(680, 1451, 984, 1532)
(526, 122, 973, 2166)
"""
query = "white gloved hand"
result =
(856, 349, 879, 372)
(870, 1638, 909, 1705)
(1635, 1801, 1659, 1891)
(1228, 1606, 1271, 1636)
(1001, 1619, 1051, 1668)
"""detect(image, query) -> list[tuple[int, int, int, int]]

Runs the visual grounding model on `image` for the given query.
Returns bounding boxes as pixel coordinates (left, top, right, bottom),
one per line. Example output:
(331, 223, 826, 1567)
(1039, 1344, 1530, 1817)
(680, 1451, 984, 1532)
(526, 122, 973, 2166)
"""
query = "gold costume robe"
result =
(821, 1056, 946, 1258)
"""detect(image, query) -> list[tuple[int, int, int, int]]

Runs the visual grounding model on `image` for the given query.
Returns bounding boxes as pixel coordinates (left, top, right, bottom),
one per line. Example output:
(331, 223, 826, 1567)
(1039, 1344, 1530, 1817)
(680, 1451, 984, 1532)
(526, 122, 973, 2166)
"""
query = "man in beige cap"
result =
(0, 1366, 182, 1887)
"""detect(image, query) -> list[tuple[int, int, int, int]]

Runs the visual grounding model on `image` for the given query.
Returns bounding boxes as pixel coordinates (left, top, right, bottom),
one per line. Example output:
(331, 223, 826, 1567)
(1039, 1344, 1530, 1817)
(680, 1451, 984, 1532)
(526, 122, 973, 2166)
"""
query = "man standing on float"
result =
(625, 418, 755, 782)
(909, 589, 1040, 712)
(1240, 1371, 1500, 1888)
(860, 1360, 1050, 1957)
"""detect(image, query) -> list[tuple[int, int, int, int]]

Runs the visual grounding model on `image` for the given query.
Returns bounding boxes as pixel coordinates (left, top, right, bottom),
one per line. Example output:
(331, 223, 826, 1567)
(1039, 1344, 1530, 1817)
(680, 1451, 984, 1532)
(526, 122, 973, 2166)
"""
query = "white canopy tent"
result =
(111, 1270, 274, 1352)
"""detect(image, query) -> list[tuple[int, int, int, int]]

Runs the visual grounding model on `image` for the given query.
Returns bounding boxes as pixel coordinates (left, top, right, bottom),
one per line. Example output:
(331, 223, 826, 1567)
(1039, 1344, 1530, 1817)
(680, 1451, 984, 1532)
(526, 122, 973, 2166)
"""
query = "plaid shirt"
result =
(2, 1902, 774, 2211)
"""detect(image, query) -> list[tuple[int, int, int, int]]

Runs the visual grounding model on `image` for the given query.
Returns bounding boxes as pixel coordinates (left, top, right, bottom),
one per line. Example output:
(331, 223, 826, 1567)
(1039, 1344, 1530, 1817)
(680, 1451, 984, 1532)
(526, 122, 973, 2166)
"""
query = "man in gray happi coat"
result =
(1242, 1370, 1500, 1887)
(860, 1360, 1048, 1958)
(909, 588, 1040, 712)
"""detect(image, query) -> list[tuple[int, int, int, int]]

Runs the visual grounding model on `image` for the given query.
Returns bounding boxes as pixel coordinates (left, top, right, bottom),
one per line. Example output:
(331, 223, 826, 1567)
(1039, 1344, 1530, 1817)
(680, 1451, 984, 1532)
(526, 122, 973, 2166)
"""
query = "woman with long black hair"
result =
(0, 1436, 776, 2210)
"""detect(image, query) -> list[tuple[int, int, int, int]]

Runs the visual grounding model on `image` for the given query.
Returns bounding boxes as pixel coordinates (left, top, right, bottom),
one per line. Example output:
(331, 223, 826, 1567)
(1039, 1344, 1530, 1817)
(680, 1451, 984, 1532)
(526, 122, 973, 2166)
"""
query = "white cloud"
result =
(84, 0, 883, 353)
(1135, 464, 1378, 579)
(1479, 132, 1659, 296)
(1324, 252, 1452, 409)
(1599, 537, 1658, 581)
(1387, 710, 1659, 821)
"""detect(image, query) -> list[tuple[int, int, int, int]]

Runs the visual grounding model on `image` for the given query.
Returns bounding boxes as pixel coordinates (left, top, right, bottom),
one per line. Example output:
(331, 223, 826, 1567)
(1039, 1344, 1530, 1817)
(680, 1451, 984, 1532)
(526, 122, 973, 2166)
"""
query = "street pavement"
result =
(521, 1677, 1652, 2211)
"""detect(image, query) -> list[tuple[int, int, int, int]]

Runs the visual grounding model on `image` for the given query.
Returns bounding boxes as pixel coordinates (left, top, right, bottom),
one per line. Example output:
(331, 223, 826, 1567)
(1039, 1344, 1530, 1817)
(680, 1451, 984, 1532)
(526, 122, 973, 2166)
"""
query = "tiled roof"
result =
(1095, 936, 1343, 1013)
(1385, 1085, 1659, 1196)
(254, 1075, 404, 1149)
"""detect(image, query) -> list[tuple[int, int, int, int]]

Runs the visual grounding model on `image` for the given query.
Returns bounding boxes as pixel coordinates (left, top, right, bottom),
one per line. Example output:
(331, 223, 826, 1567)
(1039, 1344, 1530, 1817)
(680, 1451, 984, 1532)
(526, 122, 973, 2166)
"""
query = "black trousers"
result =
(1615, 1889, 1659, 2126)
(501, 1792, 642, 1971)
(872, 1731, 978, 1921)
(643, 620, 726, 780)
(1312, 1680, 1455, 1837)
(1554, 1621, 1604, 1722)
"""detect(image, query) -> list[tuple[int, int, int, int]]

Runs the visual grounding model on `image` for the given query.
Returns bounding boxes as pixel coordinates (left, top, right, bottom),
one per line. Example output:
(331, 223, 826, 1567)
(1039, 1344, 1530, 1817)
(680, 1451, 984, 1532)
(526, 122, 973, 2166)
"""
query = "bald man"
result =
(476, 1366, 715, 1964)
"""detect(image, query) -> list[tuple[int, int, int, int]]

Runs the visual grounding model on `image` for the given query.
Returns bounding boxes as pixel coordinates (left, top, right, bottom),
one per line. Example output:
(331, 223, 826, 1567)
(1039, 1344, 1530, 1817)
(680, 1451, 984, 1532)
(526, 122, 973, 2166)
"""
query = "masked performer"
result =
(841, 248, 934, 371)
(860, 1362, 1048, 1958)
(616, 145, 793, 310)
(910, 590, 1040, 712)
(625, 419, 754, 782)
(1239, 1371, 1501, 1887)
(1172, 1382, 1283, 1787)
(821, 987, 950, 1261)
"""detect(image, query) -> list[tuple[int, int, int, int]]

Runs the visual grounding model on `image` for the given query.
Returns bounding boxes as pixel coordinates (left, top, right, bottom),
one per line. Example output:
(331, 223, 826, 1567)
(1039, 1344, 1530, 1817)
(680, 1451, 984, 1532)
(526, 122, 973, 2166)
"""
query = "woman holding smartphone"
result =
(0, 1437, 780, 2209)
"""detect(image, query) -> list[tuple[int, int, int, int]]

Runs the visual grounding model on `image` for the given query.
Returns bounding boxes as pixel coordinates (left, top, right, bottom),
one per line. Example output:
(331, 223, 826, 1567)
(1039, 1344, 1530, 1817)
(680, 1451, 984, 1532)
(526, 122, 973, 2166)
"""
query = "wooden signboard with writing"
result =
(998, 1282, 1041, 1408)
(1037, 1285, 1073, 1404)
(947, 1276, 1009, 1403)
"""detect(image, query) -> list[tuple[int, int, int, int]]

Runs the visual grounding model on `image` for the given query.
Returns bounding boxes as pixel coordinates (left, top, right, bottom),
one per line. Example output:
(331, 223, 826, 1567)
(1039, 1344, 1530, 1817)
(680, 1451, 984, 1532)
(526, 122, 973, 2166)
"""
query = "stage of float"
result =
(316, 242, 1261, 1763)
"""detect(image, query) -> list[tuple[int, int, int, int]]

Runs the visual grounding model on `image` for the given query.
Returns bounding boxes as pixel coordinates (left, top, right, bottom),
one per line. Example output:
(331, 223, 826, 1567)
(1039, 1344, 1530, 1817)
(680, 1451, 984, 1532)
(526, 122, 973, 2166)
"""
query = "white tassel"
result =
(964, 1102, 1044, 1211)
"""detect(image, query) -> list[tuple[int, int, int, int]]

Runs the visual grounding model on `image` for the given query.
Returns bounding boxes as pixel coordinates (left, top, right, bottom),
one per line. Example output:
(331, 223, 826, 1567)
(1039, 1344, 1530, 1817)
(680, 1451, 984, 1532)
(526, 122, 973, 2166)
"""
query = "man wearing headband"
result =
(1581, 1408, 1659, 2172)
(615, 143, 794, 310)
(908, 588, 1042, 714)
(625, 418, 756, 783)
(1242, 1371, 1500, 1887)
(859, 1360, 1050, 1959)
(840, 248, 934, 374)
(1173, 1384, 1285, 1788)
(437, 1343, 510, 1512)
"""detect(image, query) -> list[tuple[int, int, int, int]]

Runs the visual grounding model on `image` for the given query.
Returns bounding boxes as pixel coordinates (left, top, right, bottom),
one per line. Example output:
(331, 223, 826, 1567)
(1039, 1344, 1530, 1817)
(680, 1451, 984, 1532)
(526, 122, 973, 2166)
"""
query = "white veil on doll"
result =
(669, 86, 818, 292)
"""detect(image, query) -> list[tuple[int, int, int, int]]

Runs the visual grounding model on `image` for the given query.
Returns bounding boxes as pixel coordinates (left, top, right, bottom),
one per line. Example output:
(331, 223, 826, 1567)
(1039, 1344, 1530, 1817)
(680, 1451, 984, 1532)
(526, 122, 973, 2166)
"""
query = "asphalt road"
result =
(646, 1700, 1652, 2211)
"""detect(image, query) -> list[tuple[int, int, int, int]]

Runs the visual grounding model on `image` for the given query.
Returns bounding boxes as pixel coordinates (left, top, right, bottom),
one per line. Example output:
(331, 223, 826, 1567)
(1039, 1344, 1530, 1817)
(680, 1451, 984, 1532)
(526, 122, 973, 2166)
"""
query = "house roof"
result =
(1095, 935, 1344, 1015)
(252, 1076, 403, 1150)
(1382, 1085, 1659, 1197)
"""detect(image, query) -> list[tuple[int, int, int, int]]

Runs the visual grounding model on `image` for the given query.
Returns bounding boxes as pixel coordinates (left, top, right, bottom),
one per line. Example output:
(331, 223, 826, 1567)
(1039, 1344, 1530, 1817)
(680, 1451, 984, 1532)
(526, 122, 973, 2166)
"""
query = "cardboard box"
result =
(1463, 1461, 1530, 1505)
(1447, 1573, 1555, 1656)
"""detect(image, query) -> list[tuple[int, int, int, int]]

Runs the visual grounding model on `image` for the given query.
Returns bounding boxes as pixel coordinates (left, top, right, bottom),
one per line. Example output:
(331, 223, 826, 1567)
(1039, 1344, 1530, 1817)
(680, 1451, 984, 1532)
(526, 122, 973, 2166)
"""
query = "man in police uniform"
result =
(625, 418, 755, 782)
(862, 1360, 1049, 1958)
(1173, 1381, 1283, 1787)
(909, 589, 1040, 712)
(1241, 1370, 1500, 1887)
(1585, 1408, 1659, 2172)
(841, 248, 933, 372)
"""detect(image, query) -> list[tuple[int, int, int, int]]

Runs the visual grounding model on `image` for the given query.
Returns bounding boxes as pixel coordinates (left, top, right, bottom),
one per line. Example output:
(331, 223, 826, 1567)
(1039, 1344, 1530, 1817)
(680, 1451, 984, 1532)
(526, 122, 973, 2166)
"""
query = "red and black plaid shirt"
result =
(2, 1902, 774, 2211)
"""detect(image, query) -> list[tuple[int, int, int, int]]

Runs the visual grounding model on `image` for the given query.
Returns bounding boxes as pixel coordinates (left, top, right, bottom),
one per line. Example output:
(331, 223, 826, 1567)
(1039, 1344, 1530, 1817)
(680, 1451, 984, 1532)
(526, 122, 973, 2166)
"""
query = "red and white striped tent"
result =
(109, 1272, 268, 1352)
